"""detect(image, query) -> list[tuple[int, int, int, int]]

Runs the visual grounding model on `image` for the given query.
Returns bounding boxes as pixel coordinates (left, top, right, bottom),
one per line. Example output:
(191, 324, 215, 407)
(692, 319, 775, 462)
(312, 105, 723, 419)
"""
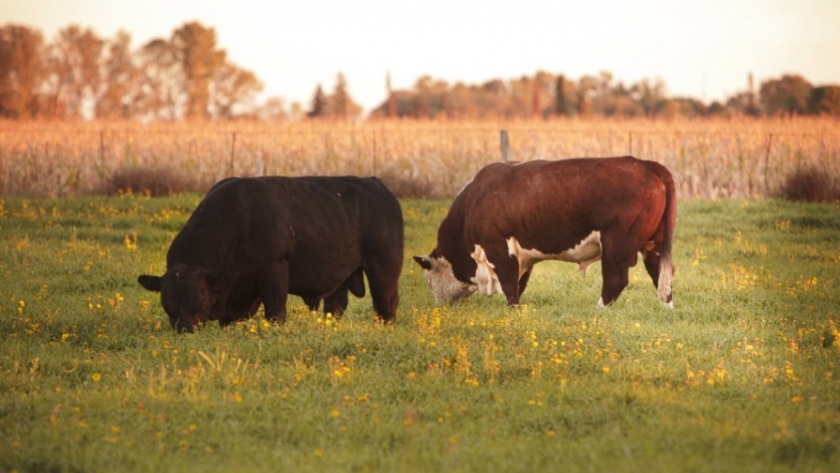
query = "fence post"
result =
(229, 132, 237, 176)
(763, 133, 774, 196)
(371, 130, 377, 175)
(628, 132, 633, 155)
(500, 129, 510, 162)
(99, 130, 105, 167)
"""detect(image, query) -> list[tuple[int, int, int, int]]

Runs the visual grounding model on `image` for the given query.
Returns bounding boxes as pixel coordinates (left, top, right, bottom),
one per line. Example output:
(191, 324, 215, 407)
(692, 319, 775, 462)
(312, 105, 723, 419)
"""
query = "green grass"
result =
(1, 194, 839, 472)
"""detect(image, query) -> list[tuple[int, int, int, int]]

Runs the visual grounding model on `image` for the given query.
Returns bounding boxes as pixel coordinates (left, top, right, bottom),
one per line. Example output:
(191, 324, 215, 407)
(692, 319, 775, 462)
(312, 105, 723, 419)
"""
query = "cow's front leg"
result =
(502, 280, 521, 306)
(518, 267, 533, 298)
(219, 297, 262, 327)
(482, 244, 521, 306)
(258, 260, 289, 323)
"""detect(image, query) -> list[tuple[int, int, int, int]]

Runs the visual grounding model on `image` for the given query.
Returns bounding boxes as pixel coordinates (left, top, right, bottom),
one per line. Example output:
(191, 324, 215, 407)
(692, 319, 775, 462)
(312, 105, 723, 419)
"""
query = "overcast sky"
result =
(3, 0, 839, 113)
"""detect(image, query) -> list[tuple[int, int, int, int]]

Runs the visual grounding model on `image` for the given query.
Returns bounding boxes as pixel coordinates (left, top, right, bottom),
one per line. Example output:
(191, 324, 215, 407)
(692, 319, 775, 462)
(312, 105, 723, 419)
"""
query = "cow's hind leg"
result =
(362, 257, 400, 323)
(322, 269, 365, 317)
(258, 260, 290, 323)
(642, 246, 661, 289)
(643, 246, 674, 307)
(302, 296, 320, 312)
(322, 286, 349, 316)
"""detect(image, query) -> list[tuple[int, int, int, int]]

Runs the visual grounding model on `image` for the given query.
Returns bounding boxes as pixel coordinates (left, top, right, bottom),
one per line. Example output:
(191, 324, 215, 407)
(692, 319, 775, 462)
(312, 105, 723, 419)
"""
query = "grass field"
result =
(1, 194, 839, 472)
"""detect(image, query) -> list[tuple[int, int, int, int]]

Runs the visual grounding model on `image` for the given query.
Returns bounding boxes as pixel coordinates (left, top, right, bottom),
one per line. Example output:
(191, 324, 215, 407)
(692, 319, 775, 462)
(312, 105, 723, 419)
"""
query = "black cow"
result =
(138, 176, 403, 331)
(413, 157, 676, 308)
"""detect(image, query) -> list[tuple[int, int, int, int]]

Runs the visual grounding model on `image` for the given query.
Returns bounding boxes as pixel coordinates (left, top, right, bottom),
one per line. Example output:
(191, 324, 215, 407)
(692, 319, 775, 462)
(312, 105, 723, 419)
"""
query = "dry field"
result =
(1, 117, 838, 199)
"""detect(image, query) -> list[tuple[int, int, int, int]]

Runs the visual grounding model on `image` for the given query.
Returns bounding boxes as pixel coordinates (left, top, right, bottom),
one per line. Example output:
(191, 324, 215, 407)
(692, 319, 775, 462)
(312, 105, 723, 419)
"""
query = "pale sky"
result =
(2, 0, 839, 113)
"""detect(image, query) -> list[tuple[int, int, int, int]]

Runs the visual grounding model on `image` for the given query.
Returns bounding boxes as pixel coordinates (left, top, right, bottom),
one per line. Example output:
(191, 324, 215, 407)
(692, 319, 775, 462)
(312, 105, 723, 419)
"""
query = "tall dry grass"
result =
(1, 117, 838, 199)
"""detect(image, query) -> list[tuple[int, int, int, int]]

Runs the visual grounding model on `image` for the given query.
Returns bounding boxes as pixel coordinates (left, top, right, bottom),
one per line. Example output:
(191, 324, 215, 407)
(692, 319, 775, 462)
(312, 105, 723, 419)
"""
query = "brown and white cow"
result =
(413, 156, 676, 308)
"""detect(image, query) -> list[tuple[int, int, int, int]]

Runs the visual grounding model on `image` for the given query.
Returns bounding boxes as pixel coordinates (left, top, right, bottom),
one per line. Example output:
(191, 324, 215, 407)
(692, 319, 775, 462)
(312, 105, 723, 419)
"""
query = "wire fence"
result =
(1, 120, 838, 199)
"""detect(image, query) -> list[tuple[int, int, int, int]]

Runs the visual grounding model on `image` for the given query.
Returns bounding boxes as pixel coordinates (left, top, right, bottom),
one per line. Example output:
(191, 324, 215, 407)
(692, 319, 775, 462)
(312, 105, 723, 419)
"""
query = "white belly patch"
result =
(507, 231, 602, 274)
(469, 232, 602, 297)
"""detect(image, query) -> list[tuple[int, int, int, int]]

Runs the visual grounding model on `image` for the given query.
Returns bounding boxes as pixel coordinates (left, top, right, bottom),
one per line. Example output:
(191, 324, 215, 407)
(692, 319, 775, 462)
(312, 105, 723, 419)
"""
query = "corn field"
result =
(1, 118, 838, 199)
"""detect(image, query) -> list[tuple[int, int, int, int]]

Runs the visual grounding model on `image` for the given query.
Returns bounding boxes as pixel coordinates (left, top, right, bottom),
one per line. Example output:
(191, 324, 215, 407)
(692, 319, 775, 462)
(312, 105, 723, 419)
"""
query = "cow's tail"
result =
(653, 162, 677, 308)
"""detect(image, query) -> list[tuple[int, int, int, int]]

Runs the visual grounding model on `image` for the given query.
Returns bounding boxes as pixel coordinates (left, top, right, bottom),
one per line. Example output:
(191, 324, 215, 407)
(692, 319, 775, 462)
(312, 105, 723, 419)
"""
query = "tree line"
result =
(0, 22, 265, 120)
(2, 21, 839, 121)
(370, 72, 840, 120)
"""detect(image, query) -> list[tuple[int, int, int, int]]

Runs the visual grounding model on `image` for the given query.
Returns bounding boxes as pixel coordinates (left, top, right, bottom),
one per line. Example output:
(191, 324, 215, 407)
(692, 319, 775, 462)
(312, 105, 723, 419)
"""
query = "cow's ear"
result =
(138, 275, 161, 292)
(413, 255, 433, 271)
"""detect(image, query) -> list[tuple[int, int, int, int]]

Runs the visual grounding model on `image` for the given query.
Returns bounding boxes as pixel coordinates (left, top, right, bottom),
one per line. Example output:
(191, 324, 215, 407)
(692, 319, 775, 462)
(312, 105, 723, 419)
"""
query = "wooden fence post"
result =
(229, 132, 237, 176)
(500, 129, 510, 162)
(371, 130, 377, 175)
(763, 133, 774, 196)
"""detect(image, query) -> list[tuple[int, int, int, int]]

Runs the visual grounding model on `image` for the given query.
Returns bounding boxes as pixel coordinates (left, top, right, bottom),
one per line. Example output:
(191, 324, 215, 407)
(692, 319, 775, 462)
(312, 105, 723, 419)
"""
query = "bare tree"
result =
(97, 30, 140, 119)
(631, 77, 666, 117)
(136, 38, 183, 120)
(171, 22, 226, 119)
(554, 75, 570, 117)
(0, 24, 45, 118)
(576, 75, 597, 117)
(44, 25, 104, 118)
(211, 62, 263, 118)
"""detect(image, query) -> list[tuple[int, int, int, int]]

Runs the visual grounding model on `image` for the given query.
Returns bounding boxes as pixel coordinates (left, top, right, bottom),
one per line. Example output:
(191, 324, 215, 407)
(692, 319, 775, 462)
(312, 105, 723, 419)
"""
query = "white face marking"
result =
(506, 231, 602, 275)
(420, 255, 476, 304)
(470, 245, 504, 296)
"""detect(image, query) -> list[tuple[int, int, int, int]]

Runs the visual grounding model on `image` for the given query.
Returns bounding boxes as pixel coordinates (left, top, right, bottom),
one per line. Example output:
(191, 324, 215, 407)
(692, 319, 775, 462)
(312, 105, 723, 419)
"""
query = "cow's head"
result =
(413, 253, 475, 304)
(137, 264, 227, 332)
